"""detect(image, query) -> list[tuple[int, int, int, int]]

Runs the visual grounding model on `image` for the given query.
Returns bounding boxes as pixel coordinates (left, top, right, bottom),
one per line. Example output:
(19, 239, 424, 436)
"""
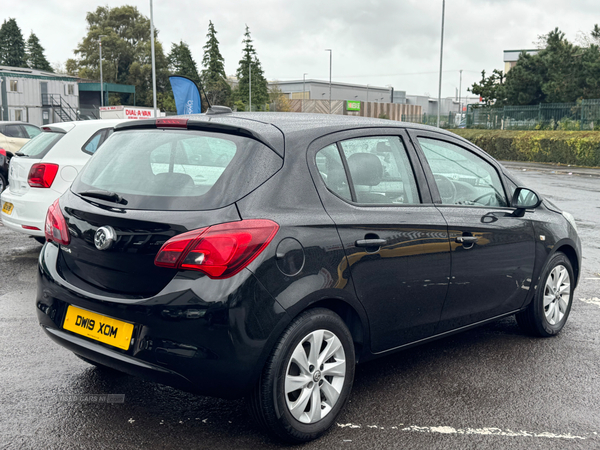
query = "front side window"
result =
(339, 136, 420, 205)
(418, 137, 507, 207)
(82, 128, 114, 155)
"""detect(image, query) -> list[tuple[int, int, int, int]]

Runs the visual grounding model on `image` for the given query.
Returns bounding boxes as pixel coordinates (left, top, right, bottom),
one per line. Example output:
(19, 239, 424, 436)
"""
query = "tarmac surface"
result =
(1, 163, 599, 449)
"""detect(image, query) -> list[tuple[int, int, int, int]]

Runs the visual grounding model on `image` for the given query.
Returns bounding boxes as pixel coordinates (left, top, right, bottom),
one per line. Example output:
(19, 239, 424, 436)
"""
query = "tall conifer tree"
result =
(200, 21, 231, 106)
(26, 32, 53, 72)
(0, 18, 27, 67)
(234, 25, 268, 110)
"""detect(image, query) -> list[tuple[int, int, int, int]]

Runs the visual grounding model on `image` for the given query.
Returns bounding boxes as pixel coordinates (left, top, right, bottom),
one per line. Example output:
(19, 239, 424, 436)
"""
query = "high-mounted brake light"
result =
(44, 198, 70, 245)
(154, 219, 279, 279)
(156, 118, 188, 128)
(28, 163, 59, 188)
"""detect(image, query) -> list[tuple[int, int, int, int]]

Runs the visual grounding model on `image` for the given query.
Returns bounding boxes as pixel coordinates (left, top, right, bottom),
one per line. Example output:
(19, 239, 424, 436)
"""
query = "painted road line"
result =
(337, 423, 586, 440)
(580, 297, 600, 307)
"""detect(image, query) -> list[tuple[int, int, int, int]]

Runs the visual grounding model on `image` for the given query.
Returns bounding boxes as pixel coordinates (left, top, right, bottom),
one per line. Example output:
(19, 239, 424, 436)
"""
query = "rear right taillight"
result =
(154, 219, 279, 279)
(28, 163, 59, 188)
(45, 199, 70, 245)
(0, 148, 6, 157)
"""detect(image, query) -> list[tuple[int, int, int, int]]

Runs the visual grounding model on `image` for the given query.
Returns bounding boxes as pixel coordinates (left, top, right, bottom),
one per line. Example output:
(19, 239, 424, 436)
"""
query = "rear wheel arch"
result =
(299, 298, 367, 363)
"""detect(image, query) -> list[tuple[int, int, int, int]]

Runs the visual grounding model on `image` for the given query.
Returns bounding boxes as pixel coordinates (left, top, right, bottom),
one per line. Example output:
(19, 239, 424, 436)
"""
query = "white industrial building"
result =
(0, 65, 79, 126)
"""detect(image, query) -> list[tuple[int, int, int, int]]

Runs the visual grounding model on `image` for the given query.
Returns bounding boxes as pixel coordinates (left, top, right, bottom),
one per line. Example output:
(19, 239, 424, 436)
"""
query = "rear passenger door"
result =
(409, 130, 536, 332)
(309, 129, 451, 353)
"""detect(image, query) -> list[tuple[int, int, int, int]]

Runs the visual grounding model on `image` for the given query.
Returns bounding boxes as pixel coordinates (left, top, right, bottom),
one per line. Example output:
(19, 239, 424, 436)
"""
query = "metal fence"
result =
(400, 99, 600, 130)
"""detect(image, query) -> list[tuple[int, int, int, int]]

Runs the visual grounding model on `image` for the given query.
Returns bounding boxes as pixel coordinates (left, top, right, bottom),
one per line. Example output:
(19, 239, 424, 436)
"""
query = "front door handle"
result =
(455, 236, 478, 244)
(355, 238, 388, 247)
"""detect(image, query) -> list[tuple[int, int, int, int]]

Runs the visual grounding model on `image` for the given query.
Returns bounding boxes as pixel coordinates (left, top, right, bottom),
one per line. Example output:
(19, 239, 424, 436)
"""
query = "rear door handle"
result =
(455, 236, 478, 244)
(355, 238, 388, 247)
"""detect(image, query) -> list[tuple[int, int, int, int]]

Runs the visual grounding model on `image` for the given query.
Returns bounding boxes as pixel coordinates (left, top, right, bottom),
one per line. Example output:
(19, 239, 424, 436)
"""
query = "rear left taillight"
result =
(45, 199, 70, 245)
(28, 163, 59, 188)
(154, 219, 279, 279)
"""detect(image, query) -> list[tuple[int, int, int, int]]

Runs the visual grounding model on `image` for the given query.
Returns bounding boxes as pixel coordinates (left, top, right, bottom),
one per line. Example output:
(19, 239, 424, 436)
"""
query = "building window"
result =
(65, 84, 75, 95)
(10, 80, 18, 92)
(14, 110, 22, 121)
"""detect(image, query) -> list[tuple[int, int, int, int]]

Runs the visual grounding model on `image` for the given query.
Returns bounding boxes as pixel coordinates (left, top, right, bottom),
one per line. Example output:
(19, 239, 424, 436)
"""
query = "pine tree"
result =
(26, 32, 53, 72)
(234, 25, 269, 110)
(201, 21, 231, 106)
(0, 18, 27, 68)
(168, 40, 200, 83)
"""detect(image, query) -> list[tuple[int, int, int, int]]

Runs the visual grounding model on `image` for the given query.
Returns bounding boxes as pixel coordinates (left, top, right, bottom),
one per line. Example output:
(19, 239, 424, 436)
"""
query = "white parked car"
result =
(1, 119, 127, 242)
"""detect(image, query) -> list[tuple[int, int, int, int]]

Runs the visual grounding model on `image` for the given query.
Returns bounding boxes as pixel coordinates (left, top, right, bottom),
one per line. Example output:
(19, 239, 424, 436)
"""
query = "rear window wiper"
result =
(14, 152, 28, 157)
(78, 190, 128, 205)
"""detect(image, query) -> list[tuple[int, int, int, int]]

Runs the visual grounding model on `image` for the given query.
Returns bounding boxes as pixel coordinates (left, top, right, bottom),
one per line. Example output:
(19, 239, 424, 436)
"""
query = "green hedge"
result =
(451, 129, 600, 167)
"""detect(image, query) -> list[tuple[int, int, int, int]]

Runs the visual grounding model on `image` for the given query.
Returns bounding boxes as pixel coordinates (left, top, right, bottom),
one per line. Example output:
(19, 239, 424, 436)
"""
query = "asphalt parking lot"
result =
(1, 165, 599, 450)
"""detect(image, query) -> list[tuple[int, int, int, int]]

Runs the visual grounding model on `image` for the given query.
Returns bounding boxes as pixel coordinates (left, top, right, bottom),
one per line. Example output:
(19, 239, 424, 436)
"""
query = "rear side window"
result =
(23, 125, 41, 139)
(74, 129, 283, 210)
(82, 128, 114, 155)
(16, 131, 64, 158)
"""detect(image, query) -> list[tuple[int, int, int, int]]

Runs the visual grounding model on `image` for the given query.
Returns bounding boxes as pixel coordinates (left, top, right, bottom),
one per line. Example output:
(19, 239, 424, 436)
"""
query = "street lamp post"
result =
(303, 73, 308, 112)
(99, 35, 106, 108)
(325, 49, 332, 113)
(458, 69, 463, 117)
(437, 0, 446, 128)
(366, 84, 369, 103)
(149, 0, 157, 118)
(249, 62, 252, 112)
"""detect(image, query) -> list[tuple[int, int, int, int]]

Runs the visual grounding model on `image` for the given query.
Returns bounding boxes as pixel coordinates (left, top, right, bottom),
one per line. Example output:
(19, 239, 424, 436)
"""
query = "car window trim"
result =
(307, 127, 434, 207)
(407, 128, 512, 208)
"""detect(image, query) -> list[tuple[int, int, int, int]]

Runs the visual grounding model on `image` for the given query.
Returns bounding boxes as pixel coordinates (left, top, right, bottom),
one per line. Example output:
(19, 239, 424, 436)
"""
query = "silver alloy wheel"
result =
(543, 264, 571, 325)
(284, 329, 346, 424)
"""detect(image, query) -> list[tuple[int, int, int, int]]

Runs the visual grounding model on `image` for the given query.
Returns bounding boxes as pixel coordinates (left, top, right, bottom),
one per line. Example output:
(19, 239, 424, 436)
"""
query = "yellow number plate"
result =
(63, 305, 134, 351)
(2, 202, 13, 215)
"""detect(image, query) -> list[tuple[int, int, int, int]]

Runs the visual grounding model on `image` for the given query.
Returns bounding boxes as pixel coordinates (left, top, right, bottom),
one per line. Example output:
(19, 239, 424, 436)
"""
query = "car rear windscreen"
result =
(72, 129, 283, 210)
(17, 131, 64, 158)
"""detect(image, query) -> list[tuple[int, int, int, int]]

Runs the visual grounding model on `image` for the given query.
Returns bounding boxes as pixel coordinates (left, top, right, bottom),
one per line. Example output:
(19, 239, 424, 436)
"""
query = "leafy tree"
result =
(201, 21, 231, 107)
(168, 40, 200, 83)
(0, 18, 26, 67)
(269, 83, 291, 112)
(469, 69, 505, 106)
(470, 26, 600, 106)
(66, 5, 170, 109)
(233, 25, 269, 110)
(26, 32, 53, 72)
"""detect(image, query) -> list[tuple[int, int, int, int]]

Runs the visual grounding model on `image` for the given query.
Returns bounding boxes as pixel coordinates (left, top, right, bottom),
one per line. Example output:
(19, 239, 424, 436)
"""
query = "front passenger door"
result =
(412, 132, 536, 332)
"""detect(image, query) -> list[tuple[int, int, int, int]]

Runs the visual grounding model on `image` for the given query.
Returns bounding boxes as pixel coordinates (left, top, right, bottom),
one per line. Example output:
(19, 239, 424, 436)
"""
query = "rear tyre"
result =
(516, 252, 574, 337)
(33, 237, 46, 245)
(247, 308, 355, 443)
(0, 173, 6, 193)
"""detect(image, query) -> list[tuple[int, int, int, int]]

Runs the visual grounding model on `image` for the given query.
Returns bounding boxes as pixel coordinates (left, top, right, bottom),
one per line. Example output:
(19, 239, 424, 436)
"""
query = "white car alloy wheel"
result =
(543, 264, 571, 325)
(516, 252, 575, 337)
(247, 308, 355, 443)
(284, 329, 346, 424)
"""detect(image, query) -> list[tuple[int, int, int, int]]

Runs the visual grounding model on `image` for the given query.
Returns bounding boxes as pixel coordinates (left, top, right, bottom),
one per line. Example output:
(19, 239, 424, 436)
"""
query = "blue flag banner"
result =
(169, 76, 202, 115)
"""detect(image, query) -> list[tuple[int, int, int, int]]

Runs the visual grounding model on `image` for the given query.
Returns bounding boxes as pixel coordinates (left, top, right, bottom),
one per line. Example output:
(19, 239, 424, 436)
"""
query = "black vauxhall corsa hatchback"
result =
(37, 112, 581, 442)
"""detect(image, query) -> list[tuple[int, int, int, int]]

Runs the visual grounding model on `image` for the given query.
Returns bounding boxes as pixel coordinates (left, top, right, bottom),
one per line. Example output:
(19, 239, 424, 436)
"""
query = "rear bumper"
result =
(1, 188, 58, 236)
(36, 242, 289, 399)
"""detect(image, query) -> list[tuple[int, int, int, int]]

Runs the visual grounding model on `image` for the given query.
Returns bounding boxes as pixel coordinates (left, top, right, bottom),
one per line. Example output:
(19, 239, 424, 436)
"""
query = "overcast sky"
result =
(2, 0, 600, 99)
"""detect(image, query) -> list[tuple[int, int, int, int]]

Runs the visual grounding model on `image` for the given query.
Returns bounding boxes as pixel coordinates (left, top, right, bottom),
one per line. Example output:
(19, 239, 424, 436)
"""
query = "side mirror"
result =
(510, 187, 542, 217)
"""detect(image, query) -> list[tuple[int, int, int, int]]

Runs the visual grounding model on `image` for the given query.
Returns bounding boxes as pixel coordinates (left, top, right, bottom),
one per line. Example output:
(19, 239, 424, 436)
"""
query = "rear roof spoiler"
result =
(113, 118, 281, 156)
